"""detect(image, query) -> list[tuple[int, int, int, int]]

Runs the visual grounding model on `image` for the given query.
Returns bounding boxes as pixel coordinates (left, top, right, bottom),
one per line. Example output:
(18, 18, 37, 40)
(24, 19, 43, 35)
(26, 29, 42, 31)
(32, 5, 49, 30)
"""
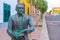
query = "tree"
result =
(36, 0, 48, 19)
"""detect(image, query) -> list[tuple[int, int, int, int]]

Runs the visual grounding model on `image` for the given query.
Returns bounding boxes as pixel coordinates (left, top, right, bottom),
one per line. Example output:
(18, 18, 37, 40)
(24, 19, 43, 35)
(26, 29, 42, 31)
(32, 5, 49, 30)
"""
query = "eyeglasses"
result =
(18, 7, 24, 9)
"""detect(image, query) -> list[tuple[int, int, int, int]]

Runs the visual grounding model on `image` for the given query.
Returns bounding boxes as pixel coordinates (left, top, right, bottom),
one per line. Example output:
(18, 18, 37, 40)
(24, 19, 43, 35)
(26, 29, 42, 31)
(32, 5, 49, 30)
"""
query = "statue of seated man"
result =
(7, 4, 35, 40)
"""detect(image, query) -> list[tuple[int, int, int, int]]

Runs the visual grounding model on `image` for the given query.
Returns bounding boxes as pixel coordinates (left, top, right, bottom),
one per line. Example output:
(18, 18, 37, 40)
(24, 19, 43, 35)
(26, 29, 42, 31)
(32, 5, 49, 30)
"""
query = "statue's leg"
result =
(17, 36, 25, 40)
(18, 36, 29, 40)
(11, 37, 17, 40)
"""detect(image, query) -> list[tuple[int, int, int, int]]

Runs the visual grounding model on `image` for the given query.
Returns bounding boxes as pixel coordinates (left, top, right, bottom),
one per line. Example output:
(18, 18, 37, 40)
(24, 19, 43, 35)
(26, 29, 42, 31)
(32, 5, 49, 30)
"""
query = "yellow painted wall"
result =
(53, 8, 60, 14)
(19, 0, 30, 15)
(20, 0, 25, 4)
(53, 9, 60, 14)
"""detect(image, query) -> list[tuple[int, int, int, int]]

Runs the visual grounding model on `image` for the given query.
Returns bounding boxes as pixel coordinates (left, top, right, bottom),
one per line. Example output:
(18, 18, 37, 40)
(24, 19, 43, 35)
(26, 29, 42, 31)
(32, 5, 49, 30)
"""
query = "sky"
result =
(46, 0, 60, 12)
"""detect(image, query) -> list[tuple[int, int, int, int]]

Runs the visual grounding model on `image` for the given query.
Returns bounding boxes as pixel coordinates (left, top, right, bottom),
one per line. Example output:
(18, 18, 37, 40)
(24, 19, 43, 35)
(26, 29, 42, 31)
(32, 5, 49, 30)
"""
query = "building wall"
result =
(0, 0, 3, 23)
(20, 0, 30, 15)
(0, 0, 17, 23)
(52, 7, 60, 14)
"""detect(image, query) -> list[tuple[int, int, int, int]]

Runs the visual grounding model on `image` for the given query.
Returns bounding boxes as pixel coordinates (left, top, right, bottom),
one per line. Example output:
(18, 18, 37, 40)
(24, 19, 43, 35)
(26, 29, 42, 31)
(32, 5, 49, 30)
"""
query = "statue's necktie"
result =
(19, 15, 23, 32)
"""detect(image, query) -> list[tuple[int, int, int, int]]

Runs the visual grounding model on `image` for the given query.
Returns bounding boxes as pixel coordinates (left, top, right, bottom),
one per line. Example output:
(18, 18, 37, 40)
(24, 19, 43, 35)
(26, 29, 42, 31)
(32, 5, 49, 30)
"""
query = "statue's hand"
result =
(19, 29, 27, 33)
(18, 30, 25, 36)
(13, 31, 19, 38)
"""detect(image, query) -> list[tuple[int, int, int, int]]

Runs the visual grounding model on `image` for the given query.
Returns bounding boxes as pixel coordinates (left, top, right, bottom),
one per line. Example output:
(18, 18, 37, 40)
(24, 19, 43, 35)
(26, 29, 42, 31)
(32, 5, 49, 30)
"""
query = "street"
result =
(46, 15, 60, 40)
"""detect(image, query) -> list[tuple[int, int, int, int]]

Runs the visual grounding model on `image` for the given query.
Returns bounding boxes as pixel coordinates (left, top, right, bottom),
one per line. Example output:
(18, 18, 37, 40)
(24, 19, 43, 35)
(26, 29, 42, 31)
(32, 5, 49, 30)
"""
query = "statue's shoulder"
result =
(11, 14, 17, 19)
(23, 14, 32, 21)
(23, 14, 31, 18)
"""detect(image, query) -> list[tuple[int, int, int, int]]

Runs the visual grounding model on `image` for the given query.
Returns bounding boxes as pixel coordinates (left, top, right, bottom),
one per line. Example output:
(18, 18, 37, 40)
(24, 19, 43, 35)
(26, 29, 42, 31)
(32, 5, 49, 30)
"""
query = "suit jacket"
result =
(7, 14, 35, 40)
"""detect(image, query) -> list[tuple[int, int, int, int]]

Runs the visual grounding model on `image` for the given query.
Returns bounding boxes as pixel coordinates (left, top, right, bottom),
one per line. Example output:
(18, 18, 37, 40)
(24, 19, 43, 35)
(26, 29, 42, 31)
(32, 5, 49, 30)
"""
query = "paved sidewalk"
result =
(0, 25, 41, 40)
(29, 27, 41, 40)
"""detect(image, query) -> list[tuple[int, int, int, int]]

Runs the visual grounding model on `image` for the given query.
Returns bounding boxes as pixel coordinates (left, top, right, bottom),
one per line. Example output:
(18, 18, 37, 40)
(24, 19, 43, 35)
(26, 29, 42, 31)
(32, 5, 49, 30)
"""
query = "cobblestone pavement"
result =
(0, 23, 42, 40)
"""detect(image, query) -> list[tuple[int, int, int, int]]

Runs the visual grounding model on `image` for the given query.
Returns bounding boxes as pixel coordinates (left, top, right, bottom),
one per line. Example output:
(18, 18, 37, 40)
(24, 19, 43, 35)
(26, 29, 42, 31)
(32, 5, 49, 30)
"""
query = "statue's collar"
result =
(17, 13, 23, 17)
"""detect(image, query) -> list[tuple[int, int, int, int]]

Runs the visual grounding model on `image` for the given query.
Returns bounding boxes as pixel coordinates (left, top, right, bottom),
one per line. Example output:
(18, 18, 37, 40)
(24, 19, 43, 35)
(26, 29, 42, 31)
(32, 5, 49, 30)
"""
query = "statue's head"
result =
(16, 4, 24, 15)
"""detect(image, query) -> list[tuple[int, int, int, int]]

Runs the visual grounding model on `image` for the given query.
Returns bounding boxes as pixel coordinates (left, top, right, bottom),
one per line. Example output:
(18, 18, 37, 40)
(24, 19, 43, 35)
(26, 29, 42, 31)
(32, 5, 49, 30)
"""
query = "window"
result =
(3, 3, 11, 22)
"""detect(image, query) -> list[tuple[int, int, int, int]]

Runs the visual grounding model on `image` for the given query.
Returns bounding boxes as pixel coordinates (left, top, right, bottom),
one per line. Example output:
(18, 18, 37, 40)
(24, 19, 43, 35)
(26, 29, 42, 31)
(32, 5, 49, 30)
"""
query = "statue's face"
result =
(16, 4, 24, 15)
(18, 7, 24, 14)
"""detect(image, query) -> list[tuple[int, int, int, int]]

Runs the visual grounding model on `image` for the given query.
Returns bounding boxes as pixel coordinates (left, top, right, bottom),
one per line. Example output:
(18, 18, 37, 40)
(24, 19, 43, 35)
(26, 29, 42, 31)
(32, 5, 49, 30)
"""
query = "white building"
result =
(0, 0, 17, 23)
